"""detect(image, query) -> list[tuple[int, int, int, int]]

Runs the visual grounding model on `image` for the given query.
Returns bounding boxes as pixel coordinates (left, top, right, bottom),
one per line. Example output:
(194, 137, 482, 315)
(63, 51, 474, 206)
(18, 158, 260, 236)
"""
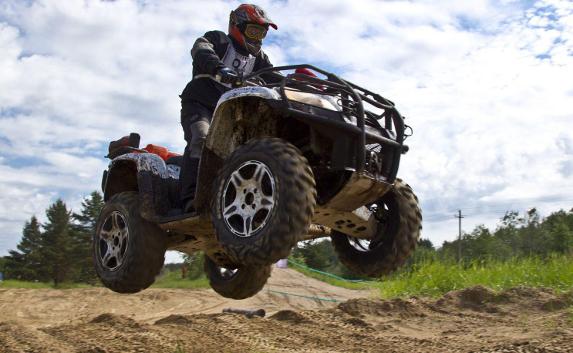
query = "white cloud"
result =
(0, 0, 572, 257)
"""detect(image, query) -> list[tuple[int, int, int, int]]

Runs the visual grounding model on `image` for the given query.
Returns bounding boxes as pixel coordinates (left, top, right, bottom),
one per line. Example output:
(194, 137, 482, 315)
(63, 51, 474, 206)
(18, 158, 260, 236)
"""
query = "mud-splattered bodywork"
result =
(195, 87, 285, 213)
(102, 82, 398, 254)
(102, 153, 180, 220)
(194, 86, 393, 218)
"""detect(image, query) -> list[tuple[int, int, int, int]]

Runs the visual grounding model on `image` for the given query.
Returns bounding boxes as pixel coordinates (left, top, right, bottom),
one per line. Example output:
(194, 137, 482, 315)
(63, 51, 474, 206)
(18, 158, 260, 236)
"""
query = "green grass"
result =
(151, 270, 210, 289)
(6, 255, 573, 298)
(288, 255, 573, 298)
(0, 280, 52, 289)
(377, 255, 573, 298)
(0, 270, 210, 290)
(0, 280, 93, 289)
(289, 265, 376, 290)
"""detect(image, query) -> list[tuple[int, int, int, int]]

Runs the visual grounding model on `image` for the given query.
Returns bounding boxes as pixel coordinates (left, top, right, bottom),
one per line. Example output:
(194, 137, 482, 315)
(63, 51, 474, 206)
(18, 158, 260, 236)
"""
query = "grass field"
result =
(289, 259, 375, 289)
(3, 255, 572, 297)
(151, 270, 210, 289)
(0, 270, 209, 289)
(377, 255, 573, 298)
(0, 280, 92, 289)
(289, 255, 573, 298)
(288, 263, 375, 290)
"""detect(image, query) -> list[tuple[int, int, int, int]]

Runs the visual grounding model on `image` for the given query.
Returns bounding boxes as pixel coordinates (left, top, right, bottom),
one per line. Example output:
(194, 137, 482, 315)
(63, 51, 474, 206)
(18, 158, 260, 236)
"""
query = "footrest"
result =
(157, 210, 197, 224)
(158, 212, 214, 236)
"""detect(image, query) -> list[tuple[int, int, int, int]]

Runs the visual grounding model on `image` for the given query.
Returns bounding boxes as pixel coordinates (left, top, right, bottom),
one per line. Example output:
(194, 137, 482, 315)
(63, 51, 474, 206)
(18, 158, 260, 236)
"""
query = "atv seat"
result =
(107, 133, 141, 159)
(166, 155, 183, 167)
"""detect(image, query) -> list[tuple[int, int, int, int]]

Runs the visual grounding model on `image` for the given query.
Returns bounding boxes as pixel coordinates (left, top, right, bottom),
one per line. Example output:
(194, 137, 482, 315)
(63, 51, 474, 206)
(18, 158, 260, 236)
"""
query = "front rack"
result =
(243, 64, 408, 178)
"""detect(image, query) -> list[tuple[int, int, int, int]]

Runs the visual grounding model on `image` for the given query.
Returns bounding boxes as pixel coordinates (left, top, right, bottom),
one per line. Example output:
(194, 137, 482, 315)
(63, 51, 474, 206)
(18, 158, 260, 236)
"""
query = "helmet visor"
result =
(243, 23, 268, 41)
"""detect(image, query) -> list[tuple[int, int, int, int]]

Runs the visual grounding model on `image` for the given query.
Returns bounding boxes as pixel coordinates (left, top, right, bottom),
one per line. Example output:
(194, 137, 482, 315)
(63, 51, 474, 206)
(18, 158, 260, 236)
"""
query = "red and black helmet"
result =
(229, 4, 277, 56)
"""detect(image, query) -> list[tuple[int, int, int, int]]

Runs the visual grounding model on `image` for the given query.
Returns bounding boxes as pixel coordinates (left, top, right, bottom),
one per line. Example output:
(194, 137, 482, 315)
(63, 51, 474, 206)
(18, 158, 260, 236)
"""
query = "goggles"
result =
(243, 23, 268, 41)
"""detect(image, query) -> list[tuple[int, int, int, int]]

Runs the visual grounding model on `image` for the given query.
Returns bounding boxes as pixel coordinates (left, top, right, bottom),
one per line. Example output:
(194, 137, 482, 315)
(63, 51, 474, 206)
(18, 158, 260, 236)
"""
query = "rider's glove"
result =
(216, 67, 238, 84)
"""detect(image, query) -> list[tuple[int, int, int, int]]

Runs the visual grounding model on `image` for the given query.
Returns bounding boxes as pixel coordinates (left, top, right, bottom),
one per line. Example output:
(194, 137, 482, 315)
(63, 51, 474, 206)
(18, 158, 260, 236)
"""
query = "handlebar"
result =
(194, 73, 261, 87)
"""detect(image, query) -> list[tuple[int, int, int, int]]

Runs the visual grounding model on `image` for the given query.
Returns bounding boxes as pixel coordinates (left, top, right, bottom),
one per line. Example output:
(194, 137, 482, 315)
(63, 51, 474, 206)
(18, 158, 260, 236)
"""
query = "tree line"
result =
(1, 192, 104, 286)
(1, 193, 571, 284)
(438, 208, 573, 264)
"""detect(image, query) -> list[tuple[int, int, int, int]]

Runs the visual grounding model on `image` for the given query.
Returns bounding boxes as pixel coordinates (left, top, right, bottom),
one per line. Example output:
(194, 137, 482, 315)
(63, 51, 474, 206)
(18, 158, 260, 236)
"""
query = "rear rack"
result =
(243, 64, 408, 179)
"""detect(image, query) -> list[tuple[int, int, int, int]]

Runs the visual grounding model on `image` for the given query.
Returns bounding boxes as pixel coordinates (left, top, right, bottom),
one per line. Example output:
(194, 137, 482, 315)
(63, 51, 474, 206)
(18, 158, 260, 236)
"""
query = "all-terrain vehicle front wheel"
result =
(331, 179, 422, 277)
(204, 256, 271, 299)
(94, 191, 167, 293)
(212, 138, 316, 266)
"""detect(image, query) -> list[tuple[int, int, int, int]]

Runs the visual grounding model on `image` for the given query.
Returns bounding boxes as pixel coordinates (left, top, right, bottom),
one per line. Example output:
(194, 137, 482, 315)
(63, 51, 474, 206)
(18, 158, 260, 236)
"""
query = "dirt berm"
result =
(1, 268, 572, 352)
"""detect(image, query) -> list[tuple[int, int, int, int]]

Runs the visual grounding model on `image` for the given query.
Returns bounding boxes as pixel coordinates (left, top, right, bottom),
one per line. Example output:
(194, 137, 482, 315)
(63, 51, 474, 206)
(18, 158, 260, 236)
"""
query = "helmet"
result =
(229, 4, 277, 56)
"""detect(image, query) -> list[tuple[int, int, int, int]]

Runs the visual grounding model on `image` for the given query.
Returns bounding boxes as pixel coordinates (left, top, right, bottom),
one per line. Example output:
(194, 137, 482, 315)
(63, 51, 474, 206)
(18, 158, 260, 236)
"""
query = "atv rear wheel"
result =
(94, 191, 166, 293)
(204, 256, 271, 299)
(212, 138, 316, 266)
(331, 179, 422, 277)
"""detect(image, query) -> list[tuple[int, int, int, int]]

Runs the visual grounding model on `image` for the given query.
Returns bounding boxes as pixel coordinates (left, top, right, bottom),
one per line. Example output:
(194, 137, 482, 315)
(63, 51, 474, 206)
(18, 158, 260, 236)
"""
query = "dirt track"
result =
(1, 268, 572, 353)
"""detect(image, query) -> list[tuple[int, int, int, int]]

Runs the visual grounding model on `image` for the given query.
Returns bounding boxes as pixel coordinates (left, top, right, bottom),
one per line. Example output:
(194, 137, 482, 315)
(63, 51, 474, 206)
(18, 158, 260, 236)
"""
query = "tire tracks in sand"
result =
(1, 270, 573, 352)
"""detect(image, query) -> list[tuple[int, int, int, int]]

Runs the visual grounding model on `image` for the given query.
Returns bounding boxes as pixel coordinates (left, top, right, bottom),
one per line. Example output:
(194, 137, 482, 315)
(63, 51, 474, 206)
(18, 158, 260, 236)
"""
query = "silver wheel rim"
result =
(219, 267, 239, 279)
(349, 237, 373, 252)
(350, 200, 394, 252)
(221, 160, 276, 238)
(98, 211, 129, 271)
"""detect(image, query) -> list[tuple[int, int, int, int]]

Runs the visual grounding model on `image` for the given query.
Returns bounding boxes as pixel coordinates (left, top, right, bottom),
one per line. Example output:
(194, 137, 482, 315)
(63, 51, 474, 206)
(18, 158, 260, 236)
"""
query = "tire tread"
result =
(94, 192, 166, 293)
(331, 179, 422, 277)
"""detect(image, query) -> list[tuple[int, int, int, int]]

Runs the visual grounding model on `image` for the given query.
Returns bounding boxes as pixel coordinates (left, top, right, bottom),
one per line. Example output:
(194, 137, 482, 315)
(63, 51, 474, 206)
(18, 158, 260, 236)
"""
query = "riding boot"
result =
(180, 156, 200, 213)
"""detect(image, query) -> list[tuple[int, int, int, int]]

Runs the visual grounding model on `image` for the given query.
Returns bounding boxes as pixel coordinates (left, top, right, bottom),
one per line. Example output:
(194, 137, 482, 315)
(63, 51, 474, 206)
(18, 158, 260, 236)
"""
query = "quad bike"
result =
(94, 65, 422, 299)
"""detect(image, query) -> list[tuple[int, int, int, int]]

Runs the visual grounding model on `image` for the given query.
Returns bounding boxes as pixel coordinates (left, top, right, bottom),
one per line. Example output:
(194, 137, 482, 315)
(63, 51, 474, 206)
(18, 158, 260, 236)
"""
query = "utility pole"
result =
(454, 210, 464, 264)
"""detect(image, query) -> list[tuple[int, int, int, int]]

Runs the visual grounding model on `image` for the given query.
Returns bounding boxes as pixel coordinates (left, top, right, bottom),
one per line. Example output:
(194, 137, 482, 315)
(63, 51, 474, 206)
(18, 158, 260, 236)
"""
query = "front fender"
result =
(111, 153, 179, 179)
(215, 86, 282, 111)
(205, 87, 282, 159)
(195, 89, 283, 213)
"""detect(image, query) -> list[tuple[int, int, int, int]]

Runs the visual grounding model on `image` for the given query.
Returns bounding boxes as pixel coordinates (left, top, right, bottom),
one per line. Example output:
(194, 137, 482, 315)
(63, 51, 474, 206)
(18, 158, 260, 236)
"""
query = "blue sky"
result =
(0, 0, 572, 262)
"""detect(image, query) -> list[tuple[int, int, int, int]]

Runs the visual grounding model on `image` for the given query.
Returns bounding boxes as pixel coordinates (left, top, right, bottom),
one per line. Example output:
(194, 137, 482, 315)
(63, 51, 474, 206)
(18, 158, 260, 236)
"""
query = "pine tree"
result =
(4, 250, 25, 280)
(4, 216, 44, 281)
(19, 217, 44, 280)
(71, 191, 104, 283)
(0, 256, 6, 278)
(41, 200, 73, 287)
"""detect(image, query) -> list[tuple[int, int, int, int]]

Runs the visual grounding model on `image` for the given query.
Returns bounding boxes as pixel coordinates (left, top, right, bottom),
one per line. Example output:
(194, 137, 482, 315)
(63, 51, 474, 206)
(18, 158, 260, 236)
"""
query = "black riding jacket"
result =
(180, 30, 275, 110)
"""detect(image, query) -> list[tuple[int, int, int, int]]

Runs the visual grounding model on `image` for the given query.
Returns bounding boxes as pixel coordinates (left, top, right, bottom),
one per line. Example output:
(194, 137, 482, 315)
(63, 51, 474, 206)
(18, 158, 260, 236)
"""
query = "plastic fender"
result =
(205, 88, 282, 160)
(105, 153, 180, 220)
(112, 153, 180, 180)
(214, 86, 281, 112)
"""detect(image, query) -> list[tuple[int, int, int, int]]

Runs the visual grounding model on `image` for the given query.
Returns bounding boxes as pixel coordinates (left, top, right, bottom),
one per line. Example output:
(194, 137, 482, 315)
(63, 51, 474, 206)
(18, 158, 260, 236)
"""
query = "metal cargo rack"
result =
(243, 64, 410, 182)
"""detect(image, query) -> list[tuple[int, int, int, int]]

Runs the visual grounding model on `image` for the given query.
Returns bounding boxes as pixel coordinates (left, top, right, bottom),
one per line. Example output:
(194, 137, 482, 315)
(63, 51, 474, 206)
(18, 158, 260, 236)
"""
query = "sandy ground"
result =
(1, 268, 572, 353)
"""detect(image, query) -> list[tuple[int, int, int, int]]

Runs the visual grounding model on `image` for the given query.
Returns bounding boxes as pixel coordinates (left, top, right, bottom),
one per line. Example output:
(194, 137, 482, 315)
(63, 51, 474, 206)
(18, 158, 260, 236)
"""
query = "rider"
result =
(179, 4, 278, 213)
